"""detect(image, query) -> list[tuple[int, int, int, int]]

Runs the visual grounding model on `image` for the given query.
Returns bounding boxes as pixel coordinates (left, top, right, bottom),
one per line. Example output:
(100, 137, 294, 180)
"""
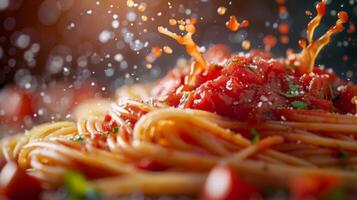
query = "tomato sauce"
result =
(153, 47, 357, 122)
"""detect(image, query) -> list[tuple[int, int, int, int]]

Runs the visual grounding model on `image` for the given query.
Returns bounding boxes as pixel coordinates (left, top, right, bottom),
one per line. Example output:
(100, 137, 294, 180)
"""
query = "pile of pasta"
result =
(1, 84, 357, 197)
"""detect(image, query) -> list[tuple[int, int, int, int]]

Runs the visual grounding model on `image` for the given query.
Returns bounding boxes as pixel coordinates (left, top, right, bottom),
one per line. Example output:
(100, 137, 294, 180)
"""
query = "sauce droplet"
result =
(163, 46, 173, 54)
(169, 19, 177, 26)
(137, 3, 146, 12)
(242, 40, 251, 50)
(141, 15, 148, 21)
(226, 16, 239, 31)
(278, 23, 289, 34)
(263, 35, 277, 51)
(126, 0, 134, 8)
(217, 6, 227, 15)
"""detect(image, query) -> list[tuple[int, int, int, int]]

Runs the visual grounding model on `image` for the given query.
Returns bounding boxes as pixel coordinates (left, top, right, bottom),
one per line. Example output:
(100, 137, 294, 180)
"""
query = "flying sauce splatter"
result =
(225, 16, 249, 32)
(263, 35, 277, 51)
(286, 0, 349, 75)
(158, 19, 207, 89)
(217, 6, 227, 15)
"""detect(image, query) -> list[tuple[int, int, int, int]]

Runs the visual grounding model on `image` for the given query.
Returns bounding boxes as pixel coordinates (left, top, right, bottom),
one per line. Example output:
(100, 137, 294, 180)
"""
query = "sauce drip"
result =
(158, 21, 207, 89)
(287, 0, 349, 75)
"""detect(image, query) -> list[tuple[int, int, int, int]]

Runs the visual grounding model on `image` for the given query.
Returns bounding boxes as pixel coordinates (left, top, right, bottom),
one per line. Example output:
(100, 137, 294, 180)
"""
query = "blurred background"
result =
(0, 0, 356, 134)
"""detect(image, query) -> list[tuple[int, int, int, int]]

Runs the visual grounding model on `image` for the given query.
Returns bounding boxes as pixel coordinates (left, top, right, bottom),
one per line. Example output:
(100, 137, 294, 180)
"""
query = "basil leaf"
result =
(71, 135, 85, 143)
(337, 150, 352, 159)
(282, 84, 302, 98)
(112, 127, 119, 133)
(250, 128, 260, 144)
(291, 101, 308, 110)
(289, 84, 298, 91)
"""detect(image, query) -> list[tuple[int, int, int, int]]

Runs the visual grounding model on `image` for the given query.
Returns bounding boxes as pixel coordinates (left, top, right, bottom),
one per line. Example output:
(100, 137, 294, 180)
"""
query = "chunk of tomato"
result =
(201, 164, 259, 200)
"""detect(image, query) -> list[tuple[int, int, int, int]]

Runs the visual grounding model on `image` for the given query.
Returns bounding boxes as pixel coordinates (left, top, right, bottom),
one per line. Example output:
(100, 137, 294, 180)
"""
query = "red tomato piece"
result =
(201, 164, 259, 200)
(0, 162, 42, 200)
(290, 175, 339, 200)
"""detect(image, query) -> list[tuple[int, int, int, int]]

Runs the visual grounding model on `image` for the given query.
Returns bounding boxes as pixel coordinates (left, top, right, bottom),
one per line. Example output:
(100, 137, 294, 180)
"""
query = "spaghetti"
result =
(0, 1, 356, 199)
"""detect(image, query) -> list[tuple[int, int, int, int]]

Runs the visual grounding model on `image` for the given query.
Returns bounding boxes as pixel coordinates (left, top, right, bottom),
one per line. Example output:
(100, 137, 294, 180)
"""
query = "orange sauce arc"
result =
(286, 0, 348, 75)
(158, 23, 207, 89)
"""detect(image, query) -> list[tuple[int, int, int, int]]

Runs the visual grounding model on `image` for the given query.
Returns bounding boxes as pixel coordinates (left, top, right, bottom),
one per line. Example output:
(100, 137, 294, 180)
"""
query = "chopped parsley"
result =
(282, 84, 302, 98)
(64, 171, 101, 200)
(337, 149, 352, 160)
(250, 128, 260, 144)
(181, 92, 190, 102)
(111, 127, 119, 134)
(71, 135, 85, 143)
(291, 101, 308, 110)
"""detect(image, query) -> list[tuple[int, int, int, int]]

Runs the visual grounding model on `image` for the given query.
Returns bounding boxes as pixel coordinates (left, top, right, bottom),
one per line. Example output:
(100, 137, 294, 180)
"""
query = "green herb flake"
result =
(337, 150, 352, 160)
(71, 135, 85, 143)
(64, 171, 101, 200)
(182, 92, 190, 101)
(250, 128, 260, 144)
(291, 101, 308, 110)
(112, 127, 119, 133)
(289, 84, 298, 91)
(282, 84, 302, 98)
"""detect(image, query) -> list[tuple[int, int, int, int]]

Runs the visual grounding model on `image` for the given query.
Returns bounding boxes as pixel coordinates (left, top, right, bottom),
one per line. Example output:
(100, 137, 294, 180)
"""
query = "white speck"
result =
(337, 85, 347, 92)
(257, 102, 263, 107)
(260, 95, 268, 102)
(281, 116, 287, 121)
(105, 68, 115, 77)
(112, 20, 120, 29)
(0, 0, 9, 10)
(48, 56, 64, 74)
(126, 12, 137, 21)
(114, 53, 123, 62)
(86, 10, 93, 14)
(15, 34, 31, 49)
(67, 22, 75, 30)
(98, 30, 114, 43)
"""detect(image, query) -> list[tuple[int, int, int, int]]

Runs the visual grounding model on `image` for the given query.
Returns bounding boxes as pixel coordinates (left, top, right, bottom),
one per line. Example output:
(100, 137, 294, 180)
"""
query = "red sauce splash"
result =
(226, 16, 249, 32)
(158, 20, 207, 90)
(286, 0, 349, 75)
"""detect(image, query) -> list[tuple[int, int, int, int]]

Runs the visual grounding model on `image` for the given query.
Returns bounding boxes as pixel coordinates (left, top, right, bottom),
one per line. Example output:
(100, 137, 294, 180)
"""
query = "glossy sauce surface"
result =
(153, 47, 357, 122)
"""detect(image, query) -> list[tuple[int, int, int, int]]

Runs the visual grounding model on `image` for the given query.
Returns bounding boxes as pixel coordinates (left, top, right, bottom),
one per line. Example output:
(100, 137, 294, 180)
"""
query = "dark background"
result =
(0, 0, 356, 92)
